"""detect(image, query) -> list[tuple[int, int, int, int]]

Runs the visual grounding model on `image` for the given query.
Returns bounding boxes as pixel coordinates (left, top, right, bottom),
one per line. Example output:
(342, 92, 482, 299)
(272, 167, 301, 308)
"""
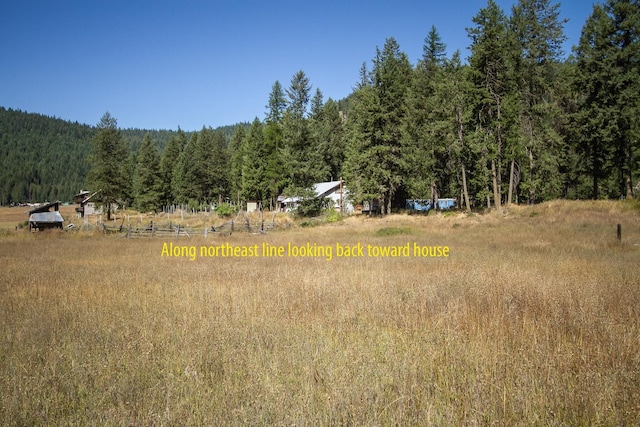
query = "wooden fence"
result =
(100, 212, 289, 238)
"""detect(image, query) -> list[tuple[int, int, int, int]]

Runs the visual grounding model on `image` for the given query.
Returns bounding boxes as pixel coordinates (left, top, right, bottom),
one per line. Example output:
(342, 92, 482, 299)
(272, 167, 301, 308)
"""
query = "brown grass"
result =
(1, 200, 639, 425)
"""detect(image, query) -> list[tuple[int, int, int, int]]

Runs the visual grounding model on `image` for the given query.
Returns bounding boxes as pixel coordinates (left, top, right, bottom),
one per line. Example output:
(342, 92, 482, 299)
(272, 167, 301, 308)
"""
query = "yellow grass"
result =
(1, 200, 639, 425)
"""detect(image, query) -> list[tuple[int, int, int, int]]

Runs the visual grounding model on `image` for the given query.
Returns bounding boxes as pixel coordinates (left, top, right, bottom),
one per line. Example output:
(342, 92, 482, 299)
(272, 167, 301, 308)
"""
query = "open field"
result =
(1, 200, 639, 425)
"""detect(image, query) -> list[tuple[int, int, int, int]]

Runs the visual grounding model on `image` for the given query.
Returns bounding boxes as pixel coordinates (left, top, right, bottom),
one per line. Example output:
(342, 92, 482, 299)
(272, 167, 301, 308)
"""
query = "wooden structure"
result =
(74, 190, 100, 218)
(28, 201, 64, 231)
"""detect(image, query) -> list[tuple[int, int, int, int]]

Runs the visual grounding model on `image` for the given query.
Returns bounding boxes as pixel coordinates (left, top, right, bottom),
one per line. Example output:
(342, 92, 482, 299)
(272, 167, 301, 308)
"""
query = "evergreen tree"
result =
(344, 38, 412, 214)
(404, 26, 449, 206)
(242, 118, 268, 205)
(86, 112, 129, 220)
(467, 0, 519, 209)
(266, 80, 287, 123)
(286, 70, 311, 120)
(121, 149, 137, 209)
(307, 88, 333, 181)
(281, 70, 325, 193)
(172, 132, 198, 205)
(343, 82, 382, 208)
(374, 37, 413, 213)
(573, 0, 639, 199)
(209, 128, 230, 204)
(318, 98, 345, 181)
(444, 51, 474, 211)
(511, 0, 568, 203)
(264, 81, 288, 209)
(133, 133, 162, 212)
(423, 25, 447, 65)
(264, 120, 286, 209)
(158, 129, 184, 206)
(229, 125, 246, 206)
(189, 127, 229, 205)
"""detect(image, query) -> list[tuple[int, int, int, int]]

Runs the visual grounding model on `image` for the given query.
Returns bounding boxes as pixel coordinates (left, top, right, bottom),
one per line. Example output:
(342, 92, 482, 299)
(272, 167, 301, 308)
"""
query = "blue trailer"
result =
(406, 198, 457, 212)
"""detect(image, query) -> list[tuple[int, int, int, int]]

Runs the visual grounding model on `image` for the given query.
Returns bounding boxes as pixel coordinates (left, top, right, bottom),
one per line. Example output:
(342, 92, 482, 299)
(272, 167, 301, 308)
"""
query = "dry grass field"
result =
(1, 200, 639, 425)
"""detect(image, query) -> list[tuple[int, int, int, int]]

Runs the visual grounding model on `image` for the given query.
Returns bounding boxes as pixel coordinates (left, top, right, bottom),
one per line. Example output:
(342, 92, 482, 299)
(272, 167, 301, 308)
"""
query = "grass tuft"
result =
(374, 226, 412, 236)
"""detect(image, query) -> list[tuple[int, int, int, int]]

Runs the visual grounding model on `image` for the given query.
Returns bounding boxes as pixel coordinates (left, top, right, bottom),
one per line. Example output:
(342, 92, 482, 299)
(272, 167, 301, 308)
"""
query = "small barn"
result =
(28, 201, 64, 231)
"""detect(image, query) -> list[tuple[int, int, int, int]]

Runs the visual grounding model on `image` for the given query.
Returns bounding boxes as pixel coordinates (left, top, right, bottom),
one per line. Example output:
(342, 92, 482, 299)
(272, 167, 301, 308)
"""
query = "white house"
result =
(280, 180, 354, 214)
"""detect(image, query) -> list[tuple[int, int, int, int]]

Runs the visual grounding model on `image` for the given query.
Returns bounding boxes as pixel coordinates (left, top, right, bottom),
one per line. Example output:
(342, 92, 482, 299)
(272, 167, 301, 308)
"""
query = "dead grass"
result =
(1, 200, 639, 425)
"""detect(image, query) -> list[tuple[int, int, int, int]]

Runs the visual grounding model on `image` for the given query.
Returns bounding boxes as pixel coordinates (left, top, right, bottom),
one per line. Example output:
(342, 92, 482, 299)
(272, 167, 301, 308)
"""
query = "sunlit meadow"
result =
(1, 200, 639, 425)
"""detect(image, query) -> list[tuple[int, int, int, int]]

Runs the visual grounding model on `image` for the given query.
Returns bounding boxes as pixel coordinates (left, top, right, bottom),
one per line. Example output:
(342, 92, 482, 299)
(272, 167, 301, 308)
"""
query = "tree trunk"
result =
(461, 163, 471, 212)
(491, 159, 501, 210)
(626, 141, 634, 199)
(507, 159, 515, 207)
(529, 148, 535, 204)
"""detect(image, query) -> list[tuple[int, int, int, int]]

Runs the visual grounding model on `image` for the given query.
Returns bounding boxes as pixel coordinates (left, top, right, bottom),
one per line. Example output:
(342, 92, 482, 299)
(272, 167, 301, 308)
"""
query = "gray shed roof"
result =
(29, 211, 64, 224)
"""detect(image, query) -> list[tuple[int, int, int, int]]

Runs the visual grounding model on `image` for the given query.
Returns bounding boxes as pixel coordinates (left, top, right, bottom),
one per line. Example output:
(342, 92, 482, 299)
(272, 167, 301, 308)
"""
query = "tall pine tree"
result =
(574, 0, 639, 199)
(511, 0, 567, 203)
(404, 26, 450, 207)
(158, 129, 185, 206)
(87, 112, 129, 220)
(467, 0, 519, 209)
(133, 133, 162, 212)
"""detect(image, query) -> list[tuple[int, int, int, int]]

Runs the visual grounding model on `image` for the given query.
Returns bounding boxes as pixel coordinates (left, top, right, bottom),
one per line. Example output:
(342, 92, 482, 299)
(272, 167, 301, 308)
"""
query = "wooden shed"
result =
(28, 201, 64, 231)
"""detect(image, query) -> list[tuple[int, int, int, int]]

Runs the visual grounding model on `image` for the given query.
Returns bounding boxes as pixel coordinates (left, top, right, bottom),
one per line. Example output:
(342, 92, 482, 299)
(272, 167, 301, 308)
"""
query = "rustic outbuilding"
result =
(28, 201, 64, 231)
(74, 190, 100, 218)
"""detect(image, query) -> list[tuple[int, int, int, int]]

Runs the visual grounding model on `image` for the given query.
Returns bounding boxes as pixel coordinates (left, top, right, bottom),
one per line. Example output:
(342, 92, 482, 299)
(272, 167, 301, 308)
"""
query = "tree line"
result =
(5, 0, 639, 213)
(0, 107, 205, 205)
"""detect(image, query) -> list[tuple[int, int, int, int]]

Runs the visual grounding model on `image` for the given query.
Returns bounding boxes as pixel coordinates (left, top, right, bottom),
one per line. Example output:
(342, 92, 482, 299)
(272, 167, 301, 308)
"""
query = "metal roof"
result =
(29, 211, 64, 223)
(313, 181, 342, 198)
(28, 201, 60, 214)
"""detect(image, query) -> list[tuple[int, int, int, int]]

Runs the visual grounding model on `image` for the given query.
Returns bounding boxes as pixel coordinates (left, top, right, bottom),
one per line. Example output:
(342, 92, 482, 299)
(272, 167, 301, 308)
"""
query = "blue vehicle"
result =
(406, 198, 457, 212)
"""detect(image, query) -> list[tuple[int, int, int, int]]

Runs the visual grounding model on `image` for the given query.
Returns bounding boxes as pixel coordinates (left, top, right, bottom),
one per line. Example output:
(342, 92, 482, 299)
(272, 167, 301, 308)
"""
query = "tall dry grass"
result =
(1, 200, 639, 425)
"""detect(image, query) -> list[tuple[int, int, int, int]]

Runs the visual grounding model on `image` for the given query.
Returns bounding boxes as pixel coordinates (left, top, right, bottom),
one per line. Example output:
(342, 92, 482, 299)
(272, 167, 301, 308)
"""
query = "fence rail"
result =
(100, 214, 289, 238)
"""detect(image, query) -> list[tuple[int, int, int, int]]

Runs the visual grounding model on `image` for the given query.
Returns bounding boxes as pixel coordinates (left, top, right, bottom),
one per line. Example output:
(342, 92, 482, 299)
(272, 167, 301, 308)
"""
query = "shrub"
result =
(215, 202, 237, 218)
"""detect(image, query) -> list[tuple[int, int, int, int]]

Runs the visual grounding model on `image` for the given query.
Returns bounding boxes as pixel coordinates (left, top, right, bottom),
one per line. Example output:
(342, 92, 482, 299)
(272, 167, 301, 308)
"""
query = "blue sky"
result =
(1, 0, 594, 131)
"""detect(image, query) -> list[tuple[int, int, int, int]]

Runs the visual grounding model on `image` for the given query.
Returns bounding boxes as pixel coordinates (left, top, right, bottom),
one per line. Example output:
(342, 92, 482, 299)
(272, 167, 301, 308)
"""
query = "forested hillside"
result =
(0, 107, 94, 204)
(0, 107, 248, 204)
(2, 0, 638, 212)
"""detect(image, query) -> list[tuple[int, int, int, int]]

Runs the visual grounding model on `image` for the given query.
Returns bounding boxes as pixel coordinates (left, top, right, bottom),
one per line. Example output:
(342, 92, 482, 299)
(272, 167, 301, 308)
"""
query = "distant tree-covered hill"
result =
(0, 107, 95, 204)
(0, 107, 246, 204)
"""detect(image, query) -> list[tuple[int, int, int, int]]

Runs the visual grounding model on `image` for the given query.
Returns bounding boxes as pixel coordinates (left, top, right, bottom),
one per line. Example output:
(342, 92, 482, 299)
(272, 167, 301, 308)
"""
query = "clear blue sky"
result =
(1, 0, 593, 131)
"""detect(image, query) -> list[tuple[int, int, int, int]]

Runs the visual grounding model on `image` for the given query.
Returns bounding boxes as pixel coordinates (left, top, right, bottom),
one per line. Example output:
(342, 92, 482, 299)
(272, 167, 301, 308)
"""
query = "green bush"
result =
(215, 202, 237, 218)
(325, 209, 344, 223)
(296, 197, 329, 217)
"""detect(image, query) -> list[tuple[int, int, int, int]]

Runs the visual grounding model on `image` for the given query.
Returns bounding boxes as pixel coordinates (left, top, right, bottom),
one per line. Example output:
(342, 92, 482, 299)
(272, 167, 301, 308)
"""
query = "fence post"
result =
(617, 224, 622, 242)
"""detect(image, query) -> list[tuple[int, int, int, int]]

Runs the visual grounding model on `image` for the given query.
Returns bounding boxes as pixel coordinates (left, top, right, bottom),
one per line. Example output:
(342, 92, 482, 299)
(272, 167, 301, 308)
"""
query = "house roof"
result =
(281, 181, 345, 204)
(313, 181, 342, 198)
